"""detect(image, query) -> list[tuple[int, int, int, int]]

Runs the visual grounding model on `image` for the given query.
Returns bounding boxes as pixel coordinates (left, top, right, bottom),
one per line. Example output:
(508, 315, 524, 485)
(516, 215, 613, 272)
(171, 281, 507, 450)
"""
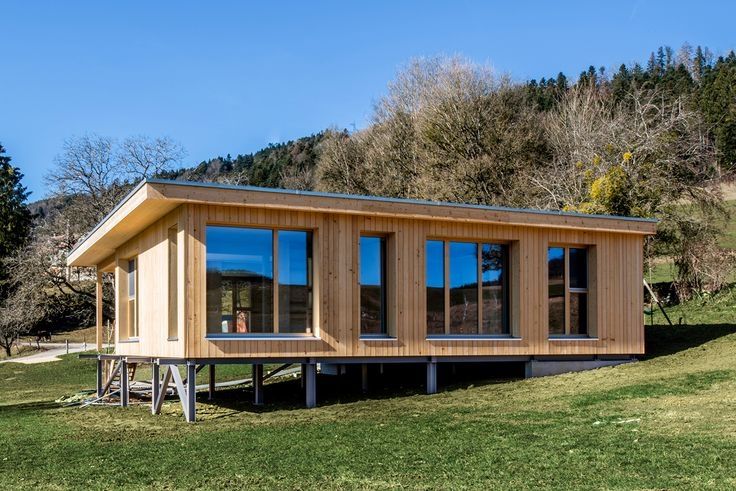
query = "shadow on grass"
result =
(196, 362, 524, 415)
(644, 323, 736, 360)
(0, 399, 64, 414)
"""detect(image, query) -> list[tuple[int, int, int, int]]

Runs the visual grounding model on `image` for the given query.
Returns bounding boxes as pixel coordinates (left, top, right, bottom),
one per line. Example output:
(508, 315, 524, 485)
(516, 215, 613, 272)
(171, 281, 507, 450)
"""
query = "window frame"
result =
(127, 257, 138, 339)
(425, 238, 512, 338)
(548, 244, 592, 338)
(359, 234, 389, 338)
(204, 224, 316, 338)
(167, 225, 179, 341)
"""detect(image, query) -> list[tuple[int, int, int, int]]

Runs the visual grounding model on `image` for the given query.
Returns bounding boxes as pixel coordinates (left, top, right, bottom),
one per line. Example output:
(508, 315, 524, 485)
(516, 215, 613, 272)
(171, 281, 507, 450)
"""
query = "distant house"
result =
(68, 179, 657, 421)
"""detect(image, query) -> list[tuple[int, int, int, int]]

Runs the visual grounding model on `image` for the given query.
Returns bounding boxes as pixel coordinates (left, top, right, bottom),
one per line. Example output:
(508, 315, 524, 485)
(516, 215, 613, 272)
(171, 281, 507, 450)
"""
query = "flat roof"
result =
(67, 178, 658, 267)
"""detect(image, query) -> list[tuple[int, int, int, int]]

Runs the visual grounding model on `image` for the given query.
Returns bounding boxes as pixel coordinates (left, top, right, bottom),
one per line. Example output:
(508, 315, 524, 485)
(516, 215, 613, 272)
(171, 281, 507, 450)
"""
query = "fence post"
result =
(65, 339, 69, 354)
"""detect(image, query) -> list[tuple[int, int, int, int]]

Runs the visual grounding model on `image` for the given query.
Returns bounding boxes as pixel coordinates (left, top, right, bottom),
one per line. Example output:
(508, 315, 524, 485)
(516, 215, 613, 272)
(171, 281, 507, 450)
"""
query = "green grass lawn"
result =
(2, 291, 736, 489)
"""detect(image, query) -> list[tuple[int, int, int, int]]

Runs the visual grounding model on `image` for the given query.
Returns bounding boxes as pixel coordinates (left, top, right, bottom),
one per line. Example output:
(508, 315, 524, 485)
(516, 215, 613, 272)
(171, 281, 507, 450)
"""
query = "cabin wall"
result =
(114, 207, 186, 358)
(182, 203, 644, 359)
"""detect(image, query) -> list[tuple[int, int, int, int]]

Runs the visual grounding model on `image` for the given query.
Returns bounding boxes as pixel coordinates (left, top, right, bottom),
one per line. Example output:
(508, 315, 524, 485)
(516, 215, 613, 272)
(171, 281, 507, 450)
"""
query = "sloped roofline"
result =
(67, 178, 658, 267)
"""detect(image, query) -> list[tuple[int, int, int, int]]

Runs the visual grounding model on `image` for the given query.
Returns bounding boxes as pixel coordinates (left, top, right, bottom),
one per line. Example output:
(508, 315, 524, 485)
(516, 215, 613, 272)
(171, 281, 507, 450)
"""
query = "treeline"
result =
(171, 44, 735, 188)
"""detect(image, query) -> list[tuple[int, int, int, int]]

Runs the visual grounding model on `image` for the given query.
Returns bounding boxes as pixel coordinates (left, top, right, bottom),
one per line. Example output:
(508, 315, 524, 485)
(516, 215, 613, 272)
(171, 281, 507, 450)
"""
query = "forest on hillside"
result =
(1, 44, 736, 352)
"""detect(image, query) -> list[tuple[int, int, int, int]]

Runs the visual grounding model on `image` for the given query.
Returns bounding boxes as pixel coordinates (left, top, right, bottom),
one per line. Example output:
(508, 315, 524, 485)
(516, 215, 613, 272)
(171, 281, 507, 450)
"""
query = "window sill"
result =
(167, 337, 178, 342)
(426, 335, 520, 341)
(118, 338, 140, 343)
(360, 336, 398, 342)
(205, 334, 321, 341)
(549, 336, 598, 341)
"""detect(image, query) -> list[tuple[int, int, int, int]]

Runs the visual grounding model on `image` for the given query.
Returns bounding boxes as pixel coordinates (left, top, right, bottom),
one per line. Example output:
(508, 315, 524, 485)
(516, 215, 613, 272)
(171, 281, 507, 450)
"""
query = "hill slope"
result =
(0, 288, 735, 489)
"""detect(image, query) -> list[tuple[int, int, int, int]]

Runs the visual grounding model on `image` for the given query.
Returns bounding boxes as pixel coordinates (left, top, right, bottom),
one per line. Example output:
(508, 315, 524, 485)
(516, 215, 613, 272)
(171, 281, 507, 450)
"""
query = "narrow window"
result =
(360, 236, 387, 335)
(547, 247, 565, 335)
(481, 244, 509, 335)
(128, 258, 138, 338)
(425, 240, 445, 334)
(278, 230, 313, 334)
(426, 240, 510, 336)
(569, 247, 588, 335)
(167, 226, 178, 340)
(449, 241, 478, 334)
(548, 246, 589, 336)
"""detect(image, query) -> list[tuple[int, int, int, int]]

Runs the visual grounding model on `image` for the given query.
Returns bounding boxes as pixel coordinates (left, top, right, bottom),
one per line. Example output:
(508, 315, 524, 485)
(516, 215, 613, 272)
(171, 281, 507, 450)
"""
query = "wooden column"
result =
(96, 271, 103, 352)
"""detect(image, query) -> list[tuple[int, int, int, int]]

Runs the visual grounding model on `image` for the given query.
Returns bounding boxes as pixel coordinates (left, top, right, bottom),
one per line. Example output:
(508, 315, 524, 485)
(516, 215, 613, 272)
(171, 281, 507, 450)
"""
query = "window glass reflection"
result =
(426, 240, 445, 334)
(360, 236, 386, 335)
(449, 242, 478, 334)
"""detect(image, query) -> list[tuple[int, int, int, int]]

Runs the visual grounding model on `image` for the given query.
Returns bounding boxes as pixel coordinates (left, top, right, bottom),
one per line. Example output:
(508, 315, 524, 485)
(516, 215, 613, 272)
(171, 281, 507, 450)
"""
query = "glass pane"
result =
(278, 231, 312, 334)
(128, 259, 136, 298)
(548, 247, 565, 335)
(360, 236, 386, 334)
(449, 242, 478, 334)
(481, 244, 508, 334)
(569, 248, 588, 289)
(570, 292, 588, 335)
(426, 240, 445, 334)
(206, 226, 273, 334)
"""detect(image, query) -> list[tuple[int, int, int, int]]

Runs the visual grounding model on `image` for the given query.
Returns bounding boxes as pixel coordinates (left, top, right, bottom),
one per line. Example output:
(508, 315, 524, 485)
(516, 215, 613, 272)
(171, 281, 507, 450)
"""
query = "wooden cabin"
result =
(68, 179, 657, 421)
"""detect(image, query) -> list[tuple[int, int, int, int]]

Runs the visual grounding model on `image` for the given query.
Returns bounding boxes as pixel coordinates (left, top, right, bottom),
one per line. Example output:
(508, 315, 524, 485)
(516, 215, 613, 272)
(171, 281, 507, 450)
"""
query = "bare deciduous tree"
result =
(316, 56, 549, 206)
(118, 135, 186, 181)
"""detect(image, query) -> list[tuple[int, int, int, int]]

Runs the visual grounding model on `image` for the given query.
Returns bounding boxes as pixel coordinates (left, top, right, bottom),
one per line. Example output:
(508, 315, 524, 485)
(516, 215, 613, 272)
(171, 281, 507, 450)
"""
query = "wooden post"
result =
(253, 364, 264, 405)
(208, 365, 216, 400)
(120, 359, 129, 407)
(96, 271, 103, 352)
(151, 363, 160, 414)
(304, 363, 316, 408)
(426, 361, 437, 394)
(300, 364, 306, 389)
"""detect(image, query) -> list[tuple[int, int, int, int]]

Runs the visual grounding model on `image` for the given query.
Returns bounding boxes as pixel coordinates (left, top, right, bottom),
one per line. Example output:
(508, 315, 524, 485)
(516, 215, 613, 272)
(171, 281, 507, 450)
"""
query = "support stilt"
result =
(186, 363, 196, 423)
(152, 365, 172, 415)
(208, 364, 216, 401)
(151, 363, 160, 414)
(120, 359, 129, 407)
(253, 364, 264, 405)
(300, 364, 306, 389)
(96, 358, 103, 397)
(304, 362, 317, 408)
(426, 361, 437, 395)
(361, 363, 369, 393)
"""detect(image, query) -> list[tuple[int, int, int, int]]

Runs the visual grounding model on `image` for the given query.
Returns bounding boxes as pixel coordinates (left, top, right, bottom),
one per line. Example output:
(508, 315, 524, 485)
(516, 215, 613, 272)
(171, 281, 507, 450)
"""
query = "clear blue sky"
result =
(2, 1, 734, 199)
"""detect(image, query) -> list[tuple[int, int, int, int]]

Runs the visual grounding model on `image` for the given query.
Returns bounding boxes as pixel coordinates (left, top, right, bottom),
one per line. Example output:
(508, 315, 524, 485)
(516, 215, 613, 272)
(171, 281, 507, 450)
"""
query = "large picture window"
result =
(426, 240, 509, 336)
(206, 226, 313, 335)
(360, 236, 387, 335)
(548, 246, 589, 336)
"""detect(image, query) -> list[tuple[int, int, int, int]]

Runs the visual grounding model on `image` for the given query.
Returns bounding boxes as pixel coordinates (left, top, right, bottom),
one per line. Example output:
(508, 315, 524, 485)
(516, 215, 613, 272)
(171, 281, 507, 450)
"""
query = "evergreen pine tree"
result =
(0, 144, 32, 298)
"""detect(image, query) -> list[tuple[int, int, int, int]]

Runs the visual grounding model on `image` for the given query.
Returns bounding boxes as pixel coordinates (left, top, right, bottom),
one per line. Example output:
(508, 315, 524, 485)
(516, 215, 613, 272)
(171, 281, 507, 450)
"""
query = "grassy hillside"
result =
(1, 288, 735, 489)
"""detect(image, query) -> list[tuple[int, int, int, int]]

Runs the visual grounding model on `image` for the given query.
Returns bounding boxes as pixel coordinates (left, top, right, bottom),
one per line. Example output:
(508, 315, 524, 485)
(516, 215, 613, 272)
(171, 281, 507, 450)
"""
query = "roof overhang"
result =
(67, 179, 658, 267)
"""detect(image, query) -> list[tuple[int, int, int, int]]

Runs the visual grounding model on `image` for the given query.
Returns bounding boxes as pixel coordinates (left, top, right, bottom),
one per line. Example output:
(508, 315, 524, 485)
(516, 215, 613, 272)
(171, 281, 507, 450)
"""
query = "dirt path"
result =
(0, 343, 110, 364)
